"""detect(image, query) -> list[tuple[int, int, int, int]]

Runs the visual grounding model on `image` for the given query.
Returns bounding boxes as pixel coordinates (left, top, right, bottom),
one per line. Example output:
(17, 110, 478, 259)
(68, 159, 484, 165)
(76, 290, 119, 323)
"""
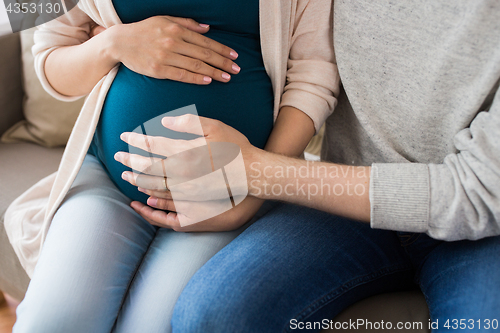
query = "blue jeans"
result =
(13, 155, 277, 333)
(172, 203, 500, 332)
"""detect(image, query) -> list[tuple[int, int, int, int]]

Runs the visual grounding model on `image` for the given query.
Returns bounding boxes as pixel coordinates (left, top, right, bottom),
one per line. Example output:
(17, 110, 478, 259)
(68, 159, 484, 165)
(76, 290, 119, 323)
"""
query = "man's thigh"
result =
(172, 203, 416, 333)
(417, 235, 500, 332)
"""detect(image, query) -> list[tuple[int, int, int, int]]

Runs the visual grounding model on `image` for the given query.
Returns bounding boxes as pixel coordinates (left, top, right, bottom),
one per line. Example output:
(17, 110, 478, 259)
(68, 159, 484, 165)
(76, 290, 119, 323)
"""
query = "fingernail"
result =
(114, 152, 121, 161)
(120, 132, 129, 141)
(230, 50, 238, 59)
(162, 117, 175, 127)
(199, 23, 209, 28)
(222, 73, 231, 80)
(148, 197, 158, 207)
(138, 187, 146, 193)
(232, 64, 240, 73)
(203, 76, 212, 83)
(121, 172, 128, 181)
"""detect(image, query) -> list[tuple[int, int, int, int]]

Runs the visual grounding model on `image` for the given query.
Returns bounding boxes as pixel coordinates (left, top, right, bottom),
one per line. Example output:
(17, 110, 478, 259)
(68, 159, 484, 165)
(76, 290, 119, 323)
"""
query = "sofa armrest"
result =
(0, 33, 24, 137)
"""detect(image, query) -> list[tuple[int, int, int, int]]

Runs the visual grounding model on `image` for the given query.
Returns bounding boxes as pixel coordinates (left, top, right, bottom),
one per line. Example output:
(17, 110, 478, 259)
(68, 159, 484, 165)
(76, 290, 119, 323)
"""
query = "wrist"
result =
(246, 148, 276, 199)
(100, 24, 124, 66)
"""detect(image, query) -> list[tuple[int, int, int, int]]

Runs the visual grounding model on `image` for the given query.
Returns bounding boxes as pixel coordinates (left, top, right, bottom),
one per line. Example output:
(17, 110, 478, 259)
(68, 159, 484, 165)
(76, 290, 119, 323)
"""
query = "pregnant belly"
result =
(90, 32, 274, 203)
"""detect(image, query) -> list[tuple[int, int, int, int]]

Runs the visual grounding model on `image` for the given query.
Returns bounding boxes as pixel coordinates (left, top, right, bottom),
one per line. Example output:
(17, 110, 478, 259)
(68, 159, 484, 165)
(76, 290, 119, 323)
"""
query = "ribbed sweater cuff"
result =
(370, 163, 430, 232)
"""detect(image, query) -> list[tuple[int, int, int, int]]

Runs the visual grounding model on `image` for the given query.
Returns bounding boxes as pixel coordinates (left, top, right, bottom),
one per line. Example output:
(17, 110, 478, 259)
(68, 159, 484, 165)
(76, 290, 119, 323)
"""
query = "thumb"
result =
(89, 24, 106, 38)
(164, 16, 210, 33)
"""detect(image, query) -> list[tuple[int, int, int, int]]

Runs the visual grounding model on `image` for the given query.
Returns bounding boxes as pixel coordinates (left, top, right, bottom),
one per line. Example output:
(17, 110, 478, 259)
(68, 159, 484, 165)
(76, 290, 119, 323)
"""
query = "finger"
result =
(138, 187, 173, 200)
(156, 65, 214, 85)
(182, 28, 238, 60)
(147, 197, 176, 211)
(165, 53, 236, 83)
(163, 16, 210, 34)
(120, 132, 206, 157)
(114, 152, 165, 175)
(162, 114, 222, 137)
(135, 201, 184, 230)
(130, 201, 178, 228)
(122, 172, 168, 191)
(175, 43, 240, 79)
(92, 26, 106, 37)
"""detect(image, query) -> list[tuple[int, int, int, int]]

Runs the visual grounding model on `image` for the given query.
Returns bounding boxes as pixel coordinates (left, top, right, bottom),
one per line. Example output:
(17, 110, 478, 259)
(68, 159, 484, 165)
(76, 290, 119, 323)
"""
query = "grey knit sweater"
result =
(322, 0, 500, 240)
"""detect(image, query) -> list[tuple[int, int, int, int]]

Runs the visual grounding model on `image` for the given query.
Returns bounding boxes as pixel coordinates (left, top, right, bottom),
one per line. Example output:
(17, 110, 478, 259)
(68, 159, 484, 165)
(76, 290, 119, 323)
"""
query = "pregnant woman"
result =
(8, 0, 337, 332)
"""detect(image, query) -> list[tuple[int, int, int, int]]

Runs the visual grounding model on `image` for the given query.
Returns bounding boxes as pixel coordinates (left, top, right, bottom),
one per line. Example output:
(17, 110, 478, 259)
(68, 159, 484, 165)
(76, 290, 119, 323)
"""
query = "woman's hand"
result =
(105, 16, 241, 84)
(130, 196, 264, 232)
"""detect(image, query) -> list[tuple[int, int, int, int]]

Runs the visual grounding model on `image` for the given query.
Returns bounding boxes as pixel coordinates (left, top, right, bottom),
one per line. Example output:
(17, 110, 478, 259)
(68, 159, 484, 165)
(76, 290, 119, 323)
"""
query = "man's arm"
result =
(248, 151, 371, 223)
(117, 114, 369, 229)
(250, 83, 500, 239)
(134, 97, 500, 241)
(122, 106, 317, 231)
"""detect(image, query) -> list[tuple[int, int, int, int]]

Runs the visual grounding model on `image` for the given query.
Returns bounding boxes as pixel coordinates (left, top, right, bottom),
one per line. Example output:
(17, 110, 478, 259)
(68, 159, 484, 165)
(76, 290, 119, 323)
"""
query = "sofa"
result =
(0, 32, 430, 332)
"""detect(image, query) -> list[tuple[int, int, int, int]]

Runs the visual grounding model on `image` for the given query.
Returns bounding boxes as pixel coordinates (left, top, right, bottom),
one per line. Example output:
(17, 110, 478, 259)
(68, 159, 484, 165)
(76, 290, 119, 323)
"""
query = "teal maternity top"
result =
(88, 0, 274, 204)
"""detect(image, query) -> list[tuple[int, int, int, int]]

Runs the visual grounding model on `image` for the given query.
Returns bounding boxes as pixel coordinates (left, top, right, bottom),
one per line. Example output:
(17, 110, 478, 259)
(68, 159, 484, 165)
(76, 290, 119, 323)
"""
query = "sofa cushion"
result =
(326, 290, 430, 332)
(0, 143, 63, 300)
(0, 33, 24, 138)
(0, 143, 64, 217)
(0, 29, 85, 148)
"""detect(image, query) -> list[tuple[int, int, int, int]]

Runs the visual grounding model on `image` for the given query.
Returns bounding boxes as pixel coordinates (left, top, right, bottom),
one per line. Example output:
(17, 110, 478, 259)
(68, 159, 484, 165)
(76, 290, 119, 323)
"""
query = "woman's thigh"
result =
(416, 235, 500, 332)
(14, 155, 157, 333)
(171, 203, 417, 333)
(113, 201, 279, 333)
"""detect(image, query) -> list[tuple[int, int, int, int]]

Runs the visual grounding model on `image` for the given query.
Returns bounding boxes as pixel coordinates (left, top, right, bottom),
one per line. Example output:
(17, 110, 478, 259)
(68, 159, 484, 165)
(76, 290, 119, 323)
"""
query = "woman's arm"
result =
(264, 106, 315, 156)
(280, 0, 339, 133)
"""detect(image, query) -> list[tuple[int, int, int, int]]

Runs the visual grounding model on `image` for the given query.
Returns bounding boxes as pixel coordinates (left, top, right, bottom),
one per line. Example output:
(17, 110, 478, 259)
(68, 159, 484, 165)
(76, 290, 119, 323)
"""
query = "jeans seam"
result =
(110, 227, 160, 331)
(283, 264, 413, 333)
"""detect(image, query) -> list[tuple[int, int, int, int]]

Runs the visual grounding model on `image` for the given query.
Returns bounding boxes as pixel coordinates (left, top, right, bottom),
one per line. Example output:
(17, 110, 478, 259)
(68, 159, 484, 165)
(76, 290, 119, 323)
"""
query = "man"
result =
(126, 1, 500, 331)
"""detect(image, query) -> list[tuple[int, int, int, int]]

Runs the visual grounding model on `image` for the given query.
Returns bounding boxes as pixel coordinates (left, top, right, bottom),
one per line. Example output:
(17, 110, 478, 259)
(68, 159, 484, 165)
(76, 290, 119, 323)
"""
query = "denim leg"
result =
(413, 235, 500, 332)
(113, 201, 280, 333)
(172, 203, 416, 333)
(13, 155, 157, 333)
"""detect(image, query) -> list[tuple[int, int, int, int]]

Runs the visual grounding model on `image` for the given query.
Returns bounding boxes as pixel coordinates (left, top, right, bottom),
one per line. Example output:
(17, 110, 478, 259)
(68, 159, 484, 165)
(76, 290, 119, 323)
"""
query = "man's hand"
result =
(114, 114, 265, 229)
(115, 114, 260, 200)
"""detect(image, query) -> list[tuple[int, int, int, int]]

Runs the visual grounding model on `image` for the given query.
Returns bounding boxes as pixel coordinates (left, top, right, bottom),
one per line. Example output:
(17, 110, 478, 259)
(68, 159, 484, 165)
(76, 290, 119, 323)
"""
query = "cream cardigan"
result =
(5, 0, 338, 277)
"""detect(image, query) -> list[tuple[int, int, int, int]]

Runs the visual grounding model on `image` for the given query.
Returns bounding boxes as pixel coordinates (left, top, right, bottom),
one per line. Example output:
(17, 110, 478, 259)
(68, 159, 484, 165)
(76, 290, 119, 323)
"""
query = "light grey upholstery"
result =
(0, 143, 64, 300)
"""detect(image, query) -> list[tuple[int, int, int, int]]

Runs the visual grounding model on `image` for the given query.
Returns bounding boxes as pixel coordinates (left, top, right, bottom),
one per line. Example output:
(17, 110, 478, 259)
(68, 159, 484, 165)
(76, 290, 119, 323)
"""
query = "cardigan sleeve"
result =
(279, 0, 339, 133)
(32, 5, 94, 102)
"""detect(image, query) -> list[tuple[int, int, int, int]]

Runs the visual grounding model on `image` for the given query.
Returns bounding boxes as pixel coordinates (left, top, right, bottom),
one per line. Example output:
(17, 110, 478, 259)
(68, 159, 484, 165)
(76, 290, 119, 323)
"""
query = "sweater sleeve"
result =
(279, 0, 339, 133)
(370, 82, 500, 241)
(32, 4, 94, 102)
